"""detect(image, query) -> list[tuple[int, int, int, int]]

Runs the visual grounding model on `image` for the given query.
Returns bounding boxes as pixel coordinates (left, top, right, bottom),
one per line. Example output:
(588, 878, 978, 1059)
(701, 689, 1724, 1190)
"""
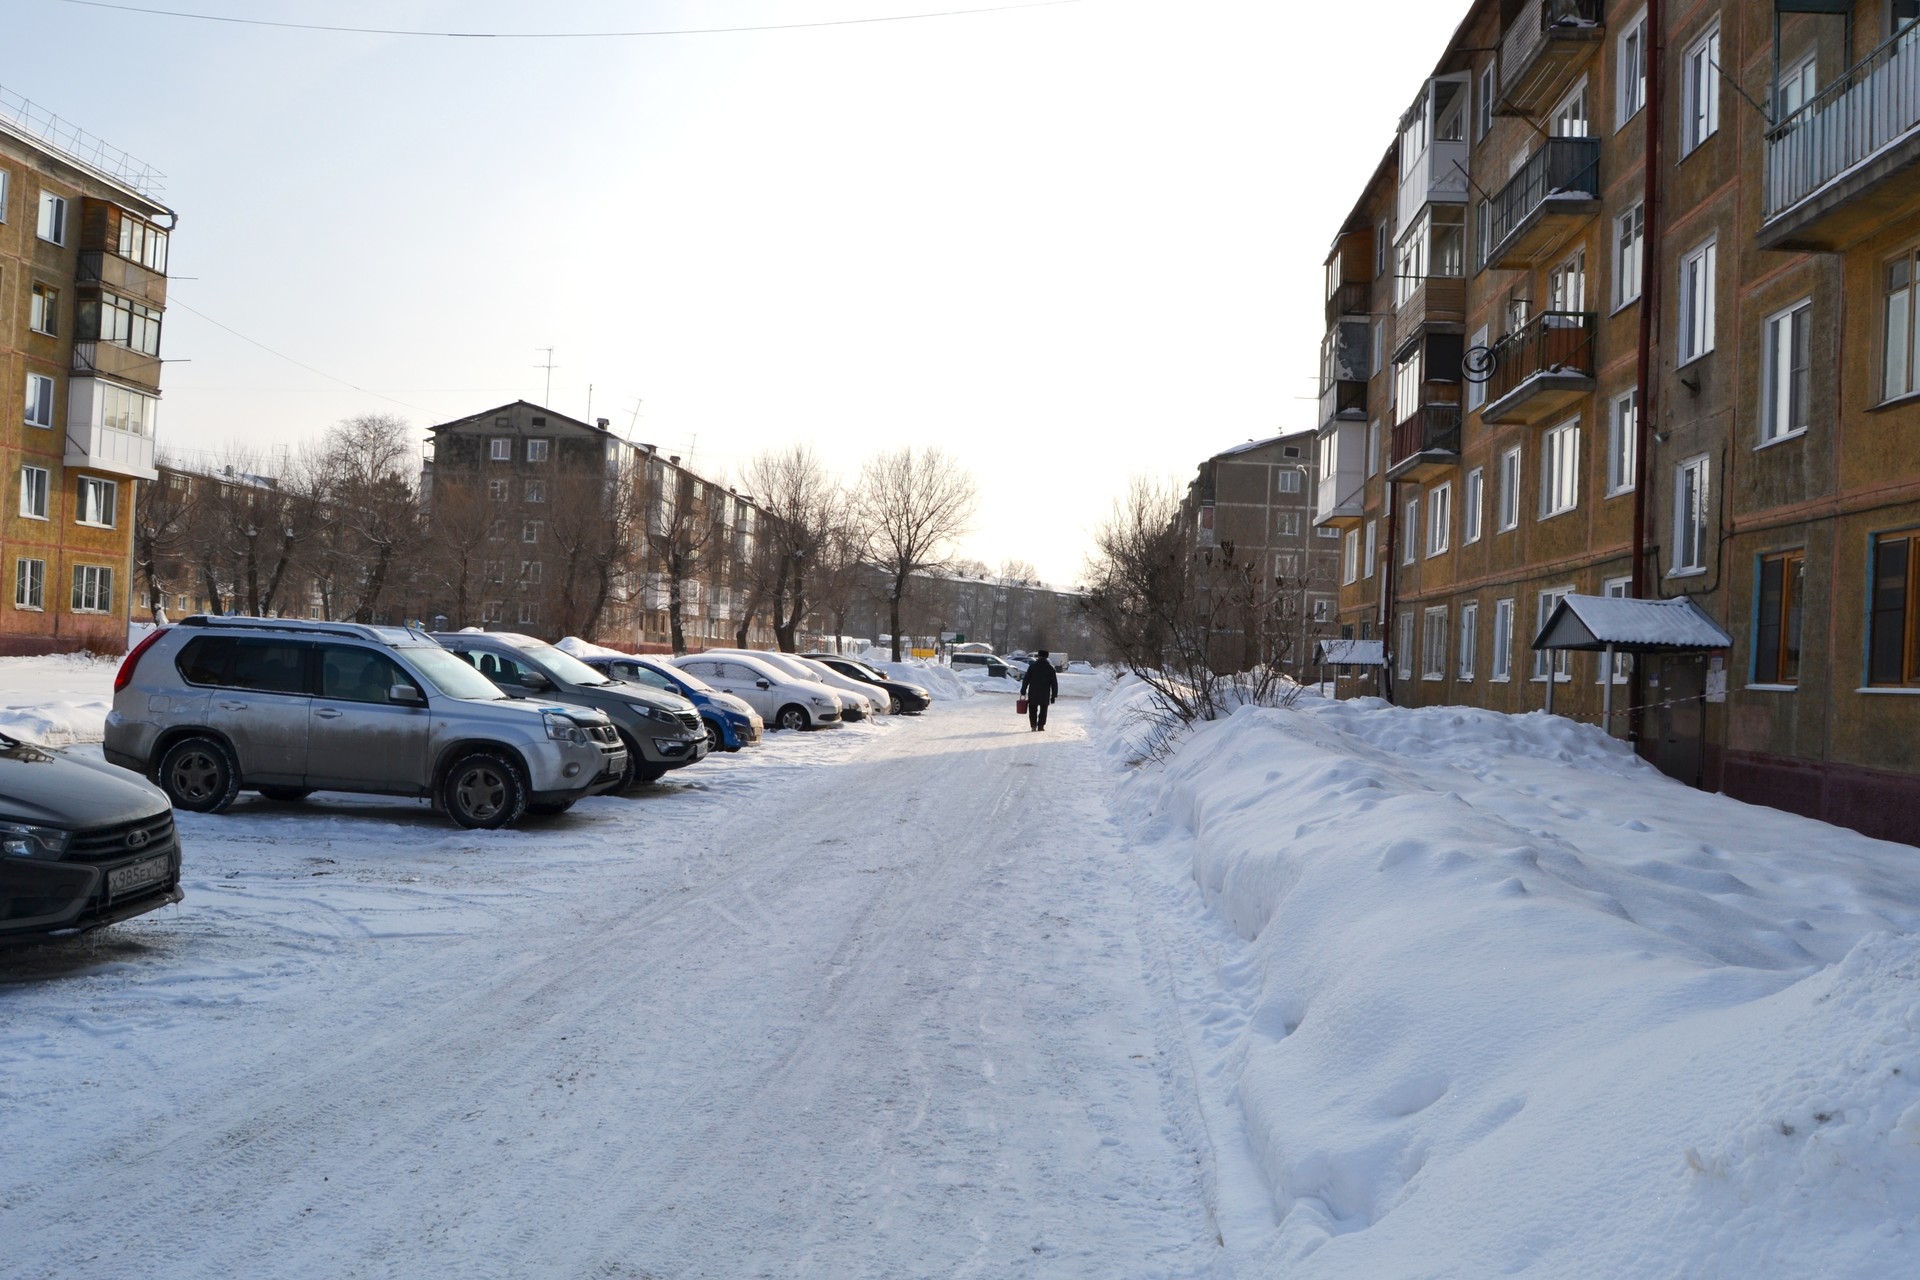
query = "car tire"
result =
(611, 732, 641, 791)
(526, 800, 575, 817)
(257, 786, 313, 802)
(776, 703, 811, 732)
(440, 751, 528, 830)
(634, 762, 668, 784)
(888, 693, 902, 715)
(703, 717, 725, 753)
(158, 735, 242, 814)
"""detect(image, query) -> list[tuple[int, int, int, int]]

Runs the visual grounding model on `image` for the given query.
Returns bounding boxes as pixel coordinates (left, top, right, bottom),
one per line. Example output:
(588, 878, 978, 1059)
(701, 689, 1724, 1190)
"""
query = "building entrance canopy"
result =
(1530, 594, 1732, 722)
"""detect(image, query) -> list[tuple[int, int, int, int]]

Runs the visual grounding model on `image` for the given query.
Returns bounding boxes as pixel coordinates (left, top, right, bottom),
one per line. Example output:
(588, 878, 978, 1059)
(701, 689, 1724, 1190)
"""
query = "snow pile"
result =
(555, 635, 631, 661)
(1106, 689, 1920, 1276)
(866, 657, 972, 701)
(0, 653, 118, 745)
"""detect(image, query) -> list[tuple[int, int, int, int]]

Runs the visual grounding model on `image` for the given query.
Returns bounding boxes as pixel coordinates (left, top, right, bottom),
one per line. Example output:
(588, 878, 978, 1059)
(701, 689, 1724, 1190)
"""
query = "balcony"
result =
(1481, 311, 1596, 425)
(75, 250, 167, 308)
(1319, 378, 1367, 429)
(71, 340, 163, 390)
(1761, 24, 1920, 252)
(1484, 137, 1601, 269)
(1325, 280, 1371, 328)
(1313, 419, 1366, 528)
(1319, 318, 1370, 428)
(1497, 0, 1605, 118)
(1391, 274, 1466, 359)
(65, 419, 157, 482)
(1385, 400, 1462, 483)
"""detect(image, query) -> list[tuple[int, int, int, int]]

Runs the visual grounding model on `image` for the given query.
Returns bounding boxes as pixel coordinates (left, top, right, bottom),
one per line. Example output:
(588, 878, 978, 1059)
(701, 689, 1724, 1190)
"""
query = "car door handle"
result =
(314, 707, 344, 719)
(217, 700, 248, 711)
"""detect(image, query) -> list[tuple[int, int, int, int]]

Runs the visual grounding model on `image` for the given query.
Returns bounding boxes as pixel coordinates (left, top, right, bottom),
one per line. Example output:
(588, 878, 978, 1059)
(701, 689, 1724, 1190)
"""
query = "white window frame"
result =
(1343, 530, 1359, 584)
(1459, 601, 1479, 681)
(1491, 598, 1515, 681)
(1540, 420, 1580, 518)
(1673, 455, 1711, 574)
(1533, 586, 1574, 681)
(488, 478, 508, 501)
(15, 558, 44, 611)
(1498, 446, 1522, 531)
(75, 476, 117, 528)
(1476, 64, 1495, 142)
(1608, 390, 1638, 495)
(71, 564, 112, 614)
(490, 438, 512, 461)
(1761, 298, 1812, 445)
(0, 168, 9, 222)
(1617, 8, 1648, 130)
(1422, 606, 1449, 680)
(1427, 483, 1452, 557)
(24, 374, 54, 429)
(29, 283, 57, 336)
(19, 466, 48, 520)
(526, 439, 551, 463)
(1277, 511, 1301, 537)
(1276, 469, 1302, 495)
(1397, 610, 1415, 681)
(1402, 496, 1420, 565)
(1466, 326, 1489, 412)
(1464, 467, 1485, 543)
(1364, 519, 1378, 579)
(522, 519, 542, 544)
(1366, 420, 1381, 477)
(518, 601, 538, 626)
(1614, 204, 1644, 310)
(1679, 238, 1717, 364)
(1599, 576, 1634, 684)
(525, 478, 547, 504)
(1681, 23, 1722, 155)
(36, 191, 66, 245)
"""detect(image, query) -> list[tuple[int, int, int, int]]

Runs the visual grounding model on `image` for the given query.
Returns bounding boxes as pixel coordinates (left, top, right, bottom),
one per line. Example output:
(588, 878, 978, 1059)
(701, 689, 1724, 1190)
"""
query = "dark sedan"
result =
(801, 654, 933, 715)
(0, 734, 183, 940)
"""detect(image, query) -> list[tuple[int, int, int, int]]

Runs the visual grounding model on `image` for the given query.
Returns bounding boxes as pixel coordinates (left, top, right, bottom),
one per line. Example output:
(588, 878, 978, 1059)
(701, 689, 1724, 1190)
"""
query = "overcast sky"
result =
(12, 0, 1464, 585)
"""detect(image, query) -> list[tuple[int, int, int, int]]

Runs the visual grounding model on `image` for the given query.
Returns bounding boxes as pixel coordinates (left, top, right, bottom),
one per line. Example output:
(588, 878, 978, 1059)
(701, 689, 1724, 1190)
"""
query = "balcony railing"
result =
(1764, 23, 1920, 239)
(1392, 274, 1466, 357)
(1325, 280, 1370, 327)
(1484, 137, 1601, 268)
(1388, 401, 1462, 477)
(76, 249, 168, 307)
(1482, 310, 1595, 423)
(1499, 0, 1605, 113)
(71, 340, 163, 389)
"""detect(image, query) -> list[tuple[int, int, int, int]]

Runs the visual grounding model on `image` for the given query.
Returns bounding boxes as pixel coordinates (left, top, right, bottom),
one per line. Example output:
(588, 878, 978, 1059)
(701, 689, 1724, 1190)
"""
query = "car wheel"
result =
(888, 693, 902, 715)
(526, 800, 574, 817)
(441, 751, 528, 829)
(776, 703, 811, 732)
(158, 736, 241, 813)
(703, 717, 725, 753)
(634, 762, 668, 784)
(612, 732, 641, 791)
(257, 786, 313, 802)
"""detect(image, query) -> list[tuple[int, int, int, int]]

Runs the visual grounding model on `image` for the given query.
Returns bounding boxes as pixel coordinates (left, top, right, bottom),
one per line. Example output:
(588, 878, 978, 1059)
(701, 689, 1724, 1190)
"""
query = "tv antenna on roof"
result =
(533, 347, 557, 405)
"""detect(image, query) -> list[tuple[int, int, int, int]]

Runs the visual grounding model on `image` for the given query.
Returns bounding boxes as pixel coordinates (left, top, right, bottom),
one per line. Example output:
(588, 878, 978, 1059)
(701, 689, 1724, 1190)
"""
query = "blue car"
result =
(577, 654, 764, 752)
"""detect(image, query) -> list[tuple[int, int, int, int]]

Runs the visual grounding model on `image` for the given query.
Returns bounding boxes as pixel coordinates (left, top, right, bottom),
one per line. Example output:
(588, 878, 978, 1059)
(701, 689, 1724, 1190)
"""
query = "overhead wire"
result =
(167, 298, 431, 414)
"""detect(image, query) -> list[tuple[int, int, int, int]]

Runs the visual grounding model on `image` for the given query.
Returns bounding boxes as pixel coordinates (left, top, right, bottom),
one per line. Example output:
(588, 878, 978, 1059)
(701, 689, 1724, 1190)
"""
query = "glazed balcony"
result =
(1497, 0, 1605, 118)
(1319, 378, 1367, 429)
(1391, 275, 1466, 360)
(75, 250, 168, 308)
(1761, 23, 1920, 252)
(1319, 319, 1371, 429)
(1313, 419, 1367, 528)
(1484, 137, 1601, 270)
(1385, 399, 1462, 483)
(1325, 280, 1371, 328)
(1481, 310, 1596, 426)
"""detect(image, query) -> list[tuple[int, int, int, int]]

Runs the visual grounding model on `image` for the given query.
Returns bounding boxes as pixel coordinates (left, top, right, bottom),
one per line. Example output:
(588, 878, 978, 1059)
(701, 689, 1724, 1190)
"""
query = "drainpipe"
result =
(1629, 0, 1664, 745)
(1382, 476, 1400, 702)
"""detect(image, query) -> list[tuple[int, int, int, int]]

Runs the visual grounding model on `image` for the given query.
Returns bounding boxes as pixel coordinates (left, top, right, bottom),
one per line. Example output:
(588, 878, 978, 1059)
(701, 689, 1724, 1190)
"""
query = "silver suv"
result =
(104, 617, 628, 828)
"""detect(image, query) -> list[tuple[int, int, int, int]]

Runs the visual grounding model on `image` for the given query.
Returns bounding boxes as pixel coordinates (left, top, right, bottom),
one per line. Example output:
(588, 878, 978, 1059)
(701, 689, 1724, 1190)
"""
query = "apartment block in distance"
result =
(1313, 0, 1920, 844)
(0, 91, 171, 655)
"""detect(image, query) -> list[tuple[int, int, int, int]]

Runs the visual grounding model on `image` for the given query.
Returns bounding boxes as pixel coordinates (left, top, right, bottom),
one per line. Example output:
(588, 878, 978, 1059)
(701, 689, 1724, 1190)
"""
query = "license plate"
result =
(108, 854, 171, 897)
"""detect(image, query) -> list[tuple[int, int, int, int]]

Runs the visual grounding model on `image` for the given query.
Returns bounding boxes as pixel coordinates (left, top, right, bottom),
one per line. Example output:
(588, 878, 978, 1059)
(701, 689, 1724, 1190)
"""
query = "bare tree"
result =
(535, 466, 642, 642)
(739, 445, 840, 652)
(641, 461, 730, 655)
(998, 558, 1040, 586)
(314, 414, 424, 624)
(133, 466, 198, 621)
(417, 473, 500, 630)
(854, 446, 979, 661)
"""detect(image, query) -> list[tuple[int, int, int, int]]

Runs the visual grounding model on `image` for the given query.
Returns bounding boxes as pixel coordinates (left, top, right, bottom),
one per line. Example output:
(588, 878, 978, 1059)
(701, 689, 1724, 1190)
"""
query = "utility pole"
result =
(533, 348, 557, 405)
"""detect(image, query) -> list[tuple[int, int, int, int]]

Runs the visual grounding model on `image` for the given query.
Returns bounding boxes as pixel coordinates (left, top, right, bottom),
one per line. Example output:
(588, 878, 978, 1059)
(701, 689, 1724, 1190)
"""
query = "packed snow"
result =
(0, 652, 119, 745)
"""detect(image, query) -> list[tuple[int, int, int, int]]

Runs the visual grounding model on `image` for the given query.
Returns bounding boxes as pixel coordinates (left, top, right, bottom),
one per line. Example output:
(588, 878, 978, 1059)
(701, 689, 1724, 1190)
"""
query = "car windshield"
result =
(845, 660, 886, 680)
(406, 646, 508, 700)
(651, 661, 716, 695)
(511, 641, 614, 687)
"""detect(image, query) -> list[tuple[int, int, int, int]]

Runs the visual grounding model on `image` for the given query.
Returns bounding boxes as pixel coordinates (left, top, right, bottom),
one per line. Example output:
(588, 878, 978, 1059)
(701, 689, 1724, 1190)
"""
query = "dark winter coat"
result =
(1020, 660, 1059, 706)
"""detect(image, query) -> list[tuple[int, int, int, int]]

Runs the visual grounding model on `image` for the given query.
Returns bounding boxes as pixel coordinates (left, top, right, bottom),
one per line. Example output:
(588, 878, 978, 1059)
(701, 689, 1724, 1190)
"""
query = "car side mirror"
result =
(390, 684, 425, 705)
(756, 679, 771, 689)
(520, 672, 551, 691)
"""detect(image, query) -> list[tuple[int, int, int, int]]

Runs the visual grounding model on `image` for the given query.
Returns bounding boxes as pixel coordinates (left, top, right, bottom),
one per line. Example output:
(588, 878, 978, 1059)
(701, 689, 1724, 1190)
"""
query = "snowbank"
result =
(555, 635, 630, 661)
(1104, 688, 1920, 1276)
(866, 658, 972, 701)
(0, 653, 118, 745)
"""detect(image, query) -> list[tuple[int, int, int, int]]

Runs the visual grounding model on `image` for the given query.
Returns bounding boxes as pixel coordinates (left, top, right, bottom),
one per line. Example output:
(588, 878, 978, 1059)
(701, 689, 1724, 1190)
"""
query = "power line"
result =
(56, 0, 1085, 39)
(167, 297, 431, 415)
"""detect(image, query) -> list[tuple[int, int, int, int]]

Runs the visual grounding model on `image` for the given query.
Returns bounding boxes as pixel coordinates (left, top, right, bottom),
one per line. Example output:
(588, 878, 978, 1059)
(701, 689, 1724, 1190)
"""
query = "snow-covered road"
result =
(4, 696, 1220, 1279)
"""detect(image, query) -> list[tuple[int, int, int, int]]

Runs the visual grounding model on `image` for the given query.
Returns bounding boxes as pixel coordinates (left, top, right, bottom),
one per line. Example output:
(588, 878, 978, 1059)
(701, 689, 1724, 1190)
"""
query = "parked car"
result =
(431, 632, 708, 783)
(104, 617, 627, 829)
(0, 734, 184, 940)
(699, 649, 877, 720)
(949, 652, 1023, 680)
(573, 653, 763, 752)
(801, 653, 933, 715)
(791, 655, 895, 716)
(671, 653, 843, 731)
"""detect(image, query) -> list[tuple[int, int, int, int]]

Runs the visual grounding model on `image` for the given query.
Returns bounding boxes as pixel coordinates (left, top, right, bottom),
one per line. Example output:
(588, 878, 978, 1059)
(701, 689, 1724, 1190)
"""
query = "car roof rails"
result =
(176, 615, 428, 645)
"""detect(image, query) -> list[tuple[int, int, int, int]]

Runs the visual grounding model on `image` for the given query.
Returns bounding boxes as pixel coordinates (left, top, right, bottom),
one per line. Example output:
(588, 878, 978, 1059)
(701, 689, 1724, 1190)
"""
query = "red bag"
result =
(1016, 697, 1028, 715)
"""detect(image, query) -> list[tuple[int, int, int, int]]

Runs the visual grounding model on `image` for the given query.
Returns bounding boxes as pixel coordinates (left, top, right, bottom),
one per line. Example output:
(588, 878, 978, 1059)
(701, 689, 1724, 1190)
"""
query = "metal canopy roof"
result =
(1531, 594, 1732, 654)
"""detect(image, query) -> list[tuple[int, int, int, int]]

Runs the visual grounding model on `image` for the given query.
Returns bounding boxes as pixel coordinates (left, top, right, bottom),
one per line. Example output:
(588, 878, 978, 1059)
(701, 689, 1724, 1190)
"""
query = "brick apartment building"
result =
(1, 93, 172, 654)
(1313, 0, 1920, 842)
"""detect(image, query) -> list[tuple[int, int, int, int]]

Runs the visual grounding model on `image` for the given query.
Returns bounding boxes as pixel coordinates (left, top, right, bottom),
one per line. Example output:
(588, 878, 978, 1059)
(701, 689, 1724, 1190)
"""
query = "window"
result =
(1534, 588, 1573, 680)
(1754, 551, 1805, 686)
(1549, 248, 1586, 312)
(1674, 456, 1711, 573)
(1498, 447, 1522, 531)
(1364, 519, 1378, 579)
(490, 438, 512, 461)
(1600, 576, 1634, 683)
(518, 601, 538, 626)
(1466, 326, 1489, 412)
(0, 168, 8, 221)
(1679, 239, 1717, 363)
(99, 384, 155, 436)
(24, 374, 53, 429)
(1366, 420, 1381, 476)
(1277, 511, 1301, 537)
(1316, 525, 1340, 540)
(521, 560, 543, 585)
(488, 478, 508, 501)
(115, 216, 169, 272)
(1551, 79, 1590, 138)
(1762, 300, 1813, 443)
(1397, 611, 1415, 680)
(1403, 496, 1420, 564)
(483, 599, 505, 623)
(1776, 54, 1818, 121)
(1682, 24, 1722, 153)
(1541, 421, 1580, 517)
(1477, 64, 1495, 141)
(525, 479, 546, 504)
(1870, 530, 1920, 686)
(1344, 530, 1359, 584)
(1312, 598, 1332, 624)
(1608, 391, 1638, 495)
(1276, 470, 1302, 494)
(36, 191, 66, 244)
(14, 559, 43, 611)
(1422, 606, 1448, 679)
(1618, 9, 1648, 127)
(1428, 483, 1452, 556)
(1615, 205, 1644, 308)
(71, 564, 113, 614)
(1459, 602, 1479, 681)
(29, 283, 58, 335)
(19, 466, 48, 520)
(527, 440, 551, 463)
(1464, 467, 1485, 544)
(1887, 255, 1920, 401)
(1492, 598, 1515, 680)
(1376, 219, 1391, 277)
(1394, 351, 1423, 420)
(522, 519, 542, 544)
(76, 477, 117, 527)
(318, 647, 418, 705)
(92, 292, 163, 355)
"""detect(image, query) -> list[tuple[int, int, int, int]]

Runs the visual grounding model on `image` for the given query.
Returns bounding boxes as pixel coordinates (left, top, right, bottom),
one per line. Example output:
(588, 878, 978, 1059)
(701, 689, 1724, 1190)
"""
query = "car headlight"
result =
(0, 821, 71, 860)
(542, 712, 589, 744)
(647, 708, 679, 726)
(811, 694, 835, 708)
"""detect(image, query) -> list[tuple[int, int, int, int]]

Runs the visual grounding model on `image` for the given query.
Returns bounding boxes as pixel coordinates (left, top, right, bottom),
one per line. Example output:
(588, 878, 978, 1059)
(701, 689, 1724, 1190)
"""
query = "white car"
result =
(791, 655, 894, 716)
(672, 653, 844, 732)
(700, 649, 884, 720)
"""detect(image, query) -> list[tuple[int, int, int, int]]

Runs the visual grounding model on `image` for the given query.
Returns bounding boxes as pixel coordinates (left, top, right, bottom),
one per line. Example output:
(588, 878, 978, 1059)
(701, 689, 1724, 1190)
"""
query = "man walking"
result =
(1020, 651, 1059, 731)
